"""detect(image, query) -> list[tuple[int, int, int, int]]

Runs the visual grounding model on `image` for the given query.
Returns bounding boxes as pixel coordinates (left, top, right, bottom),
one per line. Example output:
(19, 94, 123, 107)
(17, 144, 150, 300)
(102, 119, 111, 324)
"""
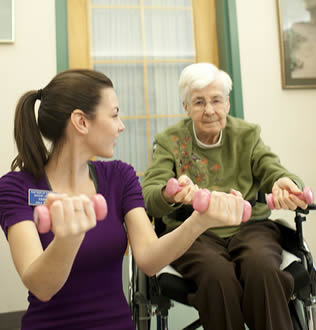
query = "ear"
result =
(183, 102, 191, 117)
(225, 97, 231, 115)
(70, 109, 89, 134)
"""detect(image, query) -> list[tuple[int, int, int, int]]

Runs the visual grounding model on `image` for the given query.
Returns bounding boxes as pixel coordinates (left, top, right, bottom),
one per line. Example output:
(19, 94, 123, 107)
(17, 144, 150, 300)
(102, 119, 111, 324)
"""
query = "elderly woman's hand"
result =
(271, 177, 307, 210)
(162, 175, 199, 205)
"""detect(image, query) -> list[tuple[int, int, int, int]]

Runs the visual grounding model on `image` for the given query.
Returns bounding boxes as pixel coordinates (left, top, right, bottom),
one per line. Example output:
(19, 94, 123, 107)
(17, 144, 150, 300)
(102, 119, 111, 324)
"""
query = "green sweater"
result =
(142, 116, 303, 238)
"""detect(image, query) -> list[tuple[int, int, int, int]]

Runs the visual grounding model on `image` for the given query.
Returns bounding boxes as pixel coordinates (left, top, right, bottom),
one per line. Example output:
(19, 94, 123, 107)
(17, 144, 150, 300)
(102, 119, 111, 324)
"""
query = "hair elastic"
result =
(36, 89, 42, 100)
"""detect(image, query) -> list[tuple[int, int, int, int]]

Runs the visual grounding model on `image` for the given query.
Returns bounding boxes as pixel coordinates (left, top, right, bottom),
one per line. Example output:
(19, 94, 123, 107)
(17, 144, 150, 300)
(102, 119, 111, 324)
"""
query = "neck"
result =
(45, 142, 95, 196)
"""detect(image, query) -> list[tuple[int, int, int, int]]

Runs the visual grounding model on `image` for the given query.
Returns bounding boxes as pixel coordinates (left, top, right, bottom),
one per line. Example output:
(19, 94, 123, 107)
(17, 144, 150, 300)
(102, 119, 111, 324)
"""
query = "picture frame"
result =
(277, 0, 316, 89)
(0, 0, 15, 43)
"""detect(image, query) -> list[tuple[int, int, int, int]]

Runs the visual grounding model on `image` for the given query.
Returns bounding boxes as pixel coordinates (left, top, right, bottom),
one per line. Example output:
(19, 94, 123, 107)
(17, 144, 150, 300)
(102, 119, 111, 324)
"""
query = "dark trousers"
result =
(171, 220, 294, 330)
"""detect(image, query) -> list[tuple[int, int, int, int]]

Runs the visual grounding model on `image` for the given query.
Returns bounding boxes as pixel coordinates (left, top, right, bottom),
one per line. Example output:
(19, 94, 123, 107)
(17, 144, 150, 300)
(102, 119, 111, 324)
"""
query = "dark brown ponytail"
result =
(11, 91, 48, 180)
(11, 69, 113, 180)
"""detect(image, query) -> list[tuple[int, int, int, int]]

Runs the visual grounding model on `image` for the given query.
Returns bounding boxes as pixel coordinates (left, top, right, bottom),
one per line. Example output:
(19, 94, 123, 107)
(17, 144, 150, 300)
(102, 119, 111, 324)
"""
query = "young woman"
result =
(0, 69, 245, 330)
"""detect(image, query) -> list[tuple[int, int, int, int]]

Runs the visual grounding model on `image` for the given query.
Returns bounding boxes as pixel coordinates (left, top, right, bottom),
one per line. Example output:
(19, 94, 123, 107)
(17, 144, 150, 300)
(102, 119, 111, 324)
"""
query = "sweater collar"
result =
(192, 122, 222, 149)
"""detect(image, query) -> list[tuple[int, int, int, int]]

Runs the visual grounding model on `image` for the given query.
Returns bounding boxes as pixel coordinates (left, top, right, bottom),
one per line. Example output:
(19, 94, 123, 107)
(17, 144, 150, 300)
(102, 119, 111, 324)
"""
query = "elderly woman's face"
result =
(184, 82, 230, 145)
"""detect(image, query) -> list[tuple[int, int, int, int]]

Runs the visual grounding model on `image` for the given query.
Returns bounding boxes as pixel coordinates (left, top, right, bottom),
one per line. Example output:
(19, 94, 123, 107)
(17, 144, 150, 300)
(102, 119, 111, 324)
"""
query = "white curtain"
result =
(90, 0, 195, 176)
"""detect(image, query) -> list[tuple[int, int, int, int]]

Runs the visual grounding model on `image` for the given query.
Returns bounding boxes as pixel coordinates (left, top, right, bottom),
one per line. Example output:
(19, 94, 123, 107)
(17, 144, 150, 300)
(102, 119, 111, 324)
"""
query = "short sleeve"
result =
(92, 161, 145, 219)
(119, 162, 145, 217)
(0, 172, 35, 238)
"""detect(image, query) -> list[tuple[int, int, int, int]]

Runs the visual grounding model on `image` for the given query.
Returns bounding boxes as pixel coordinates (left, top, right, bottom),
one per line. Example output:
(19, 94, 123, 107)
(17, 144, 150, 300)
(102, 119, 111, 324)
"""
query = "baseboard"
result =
(0, 310, 25, 330)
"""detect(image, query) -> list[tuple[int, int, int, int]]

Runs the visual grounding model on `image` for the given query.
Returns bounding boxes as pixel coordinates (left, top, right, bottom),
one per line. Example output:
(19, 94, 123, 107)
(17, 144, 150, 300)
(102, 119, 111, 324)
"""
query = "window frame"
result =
(55, 0, 244, 119)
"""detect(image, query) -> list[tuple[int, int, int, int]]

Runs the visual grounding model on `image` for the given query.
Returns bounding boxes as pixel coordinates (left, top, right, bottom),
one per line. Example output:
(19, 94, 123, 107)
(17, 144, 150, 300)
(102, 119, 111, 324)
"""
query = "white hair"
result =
(179, 63, 233, 105)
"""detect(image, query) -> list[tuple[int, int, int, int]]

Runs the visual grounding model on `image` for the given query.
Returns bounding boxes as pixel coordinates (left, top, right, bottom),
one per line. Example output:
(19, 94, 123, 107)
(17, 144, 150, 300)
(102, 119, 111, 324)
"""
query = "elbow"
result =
(143, 267, 157, 278)
(27, 285, 54, 302)
(136, 261, 160, 278)
(34, 293, 53, 302)
(22, 278, 55, 302)
(139, 266, 157, 278)
(24, 283, 54, 302)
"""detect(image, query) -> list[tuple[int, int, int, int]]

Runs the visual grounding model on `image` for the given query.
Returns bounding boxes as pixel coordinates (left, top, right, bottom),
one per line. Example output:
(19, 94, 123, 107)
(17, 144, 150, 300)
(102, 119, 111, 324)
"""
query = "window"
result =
(56, 0, 243, 177)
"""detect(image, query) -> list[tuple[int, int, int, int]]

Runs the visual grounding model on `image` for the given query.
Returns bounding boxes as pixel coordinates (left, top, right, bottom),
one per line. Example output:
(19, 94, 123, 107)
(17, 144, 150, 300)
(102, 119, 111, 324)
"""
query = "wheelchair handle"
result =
(265, 187, 314, 210)
(165, 178, 252, 222)
(33, 194, 108, 234)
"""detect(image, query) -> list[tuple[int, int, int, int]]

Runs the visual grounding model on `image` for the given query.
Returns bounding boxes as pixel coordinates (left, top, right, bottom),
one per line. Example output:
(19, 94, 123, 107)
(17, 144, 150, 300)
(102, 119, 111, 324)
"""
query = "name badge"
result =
(28, 189, 52, 206)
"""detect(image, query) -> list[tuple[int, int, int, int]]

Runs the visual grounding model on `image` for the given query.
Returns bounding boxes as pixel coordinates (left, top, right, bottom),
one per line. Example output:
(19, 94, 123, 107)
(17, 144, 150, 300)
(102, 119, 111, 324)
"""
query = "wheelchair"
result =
(128, 203, 316, 330)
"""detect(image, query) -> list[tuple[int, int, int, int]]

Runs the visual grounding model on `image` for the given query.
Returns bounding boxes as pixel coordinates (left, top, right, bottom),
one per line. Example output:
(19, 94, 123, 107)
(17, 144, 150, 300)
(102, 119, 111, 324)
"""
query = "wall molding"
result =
(55, 0, 69, 72)
(216, 0, 244, 118)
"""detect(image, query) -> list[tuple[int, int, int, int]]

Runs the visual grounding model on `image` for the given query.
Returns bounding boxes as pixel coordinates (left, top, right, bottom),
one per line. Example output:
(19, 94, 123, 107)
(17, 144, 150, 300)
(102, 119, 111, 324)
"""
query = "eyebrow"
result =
(192, 95, 224, 101)
(192, 96, 205, 102)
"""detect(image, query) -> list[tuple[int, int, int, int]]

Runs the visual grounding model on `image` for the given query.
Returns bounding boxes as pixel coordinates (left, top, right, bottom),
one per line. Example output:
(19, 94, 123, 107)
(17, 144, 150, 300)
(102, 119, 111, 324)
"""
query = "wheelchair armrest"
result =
(274, 218, 295, 230)
(274, 219, 304, 258)
(156, 272, 196, 306)
(281, 249, 301, 270)
(156, 264, 183, 278)
(284, 261, 311, 300)
(154, 265, 196, 305)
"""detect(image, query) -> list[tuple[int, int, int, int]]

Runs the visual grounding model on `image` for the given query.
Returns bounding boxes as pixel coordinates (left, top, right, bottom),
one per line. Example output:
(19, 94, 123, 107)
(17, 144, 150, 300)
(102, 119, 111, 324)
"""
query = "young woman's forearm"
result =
(21, 235, 84, 301)
(137, 213, 205, 276)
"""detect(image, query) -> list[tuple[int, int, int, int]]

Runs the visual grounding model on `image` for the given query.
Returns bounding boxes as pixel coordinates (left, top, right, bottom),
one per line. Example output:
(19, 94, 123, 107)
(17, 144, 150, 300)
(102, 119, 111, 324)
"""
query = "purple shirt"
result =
(0, 160, 145, 329)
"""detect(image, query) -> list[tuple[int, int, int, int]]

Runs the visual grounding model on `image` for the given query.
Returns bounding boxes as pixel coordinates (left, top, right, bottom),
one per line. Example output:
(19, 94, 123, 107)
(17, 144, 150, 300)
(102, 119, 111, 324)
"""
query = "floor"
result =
(0, 310, 24, 330)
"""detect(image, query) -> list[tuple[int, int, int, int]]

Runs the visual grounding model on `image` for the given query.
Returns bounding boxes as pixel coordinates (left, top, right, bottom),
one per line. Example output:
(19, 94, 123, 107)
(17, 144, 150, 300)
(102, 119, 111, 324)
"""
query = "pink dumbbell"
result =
(165, 178, 252, 222)
(193, 189, 252, 222)
(165, 178, 184, 196)
(33, 194, 108, 234)
(265, 187, 314, 210)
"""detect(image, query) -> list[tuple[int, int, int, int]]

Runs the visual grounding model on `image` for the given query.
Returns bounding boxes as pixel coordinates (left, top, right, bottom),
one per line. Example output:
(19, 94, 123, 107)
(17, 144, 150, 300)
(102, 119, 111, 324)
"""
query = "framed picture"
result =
(277, 0, 316, 88)
(0, 0, 15, 43)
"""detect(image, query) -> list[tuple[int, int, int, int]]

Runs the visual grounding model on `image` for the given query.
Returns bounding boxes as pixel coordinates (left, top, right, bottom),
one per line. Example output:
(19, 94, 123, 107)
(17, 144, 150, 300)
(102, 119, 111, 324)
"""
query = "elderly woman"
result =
(142, 62, 308, 330)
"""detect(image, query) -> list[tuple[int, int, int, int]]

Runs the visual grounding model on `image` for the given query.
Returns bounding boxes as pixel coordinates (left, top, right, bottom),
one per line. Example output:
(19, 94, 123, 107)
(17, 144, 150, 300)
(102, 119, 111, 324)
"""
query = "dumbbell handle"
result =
(265, 187, 314, 210)
(165, 178, 252, 222)
(165, 178, 185, 196)
(33, 194, 108, 234)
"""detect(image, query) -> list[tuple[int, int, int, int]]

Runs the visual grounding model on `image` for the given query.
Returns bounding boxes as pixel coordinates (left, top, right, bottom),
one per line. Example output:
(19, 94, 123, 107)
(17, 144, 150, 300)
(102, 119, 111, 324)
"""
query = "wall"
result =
(236, 0, 316, 255)
(0, 0, 56, 313)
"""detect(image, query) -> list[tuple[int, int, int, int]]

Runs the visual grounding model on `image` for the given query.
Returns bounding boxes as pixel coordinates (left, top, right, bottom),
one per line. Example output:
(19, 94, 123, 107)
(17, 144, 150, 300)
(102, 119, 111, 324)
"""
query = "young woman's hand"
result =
(192, 190, 244, 230)
(44, 193, 97, 238)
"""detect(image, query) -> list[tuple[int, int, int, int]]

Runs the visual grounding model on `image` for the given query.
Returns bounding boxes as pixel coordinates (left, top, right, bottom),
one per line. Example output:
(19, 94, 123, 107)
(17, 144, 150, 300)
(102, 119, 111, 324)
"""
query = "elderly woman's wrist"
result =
(161, 186, 175, 205)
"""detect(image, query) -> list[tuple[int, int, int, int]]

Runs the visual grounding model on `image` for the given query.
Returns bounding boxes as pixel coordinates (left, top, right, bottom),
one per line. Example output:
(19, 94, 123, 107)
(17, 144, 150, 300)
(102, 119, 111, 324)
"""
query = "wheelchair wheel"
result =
(130, 257, 151, 330)
(289, 299, 308, 330)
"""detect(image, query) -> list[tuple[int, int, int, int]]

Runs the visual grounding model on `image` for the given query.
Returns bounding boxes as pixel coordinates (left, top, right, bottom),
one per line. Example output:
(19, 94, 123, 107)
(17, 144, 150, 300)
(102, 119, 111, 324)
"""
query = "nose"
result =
(204, 102, 215, 115)
(119, 118, 125, 132)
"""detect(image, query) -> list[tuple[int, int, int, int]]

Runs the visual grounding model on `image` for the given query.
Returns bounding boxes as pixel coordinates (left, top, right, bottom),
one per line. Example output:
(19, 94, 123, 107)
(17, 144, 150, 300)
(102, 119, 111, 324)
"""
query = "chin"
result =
(96, 150, 114, 159)
(106, 150, 115, 158)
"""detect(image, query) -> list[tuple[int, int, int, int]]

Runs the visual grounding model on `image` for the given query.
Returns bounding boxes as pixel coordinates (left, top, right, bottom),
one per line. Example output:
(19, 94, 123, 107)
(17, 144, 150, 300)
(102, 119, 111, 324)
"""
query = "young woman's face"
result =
(184, 82, 230, 145)
(87, 87, 125, 158)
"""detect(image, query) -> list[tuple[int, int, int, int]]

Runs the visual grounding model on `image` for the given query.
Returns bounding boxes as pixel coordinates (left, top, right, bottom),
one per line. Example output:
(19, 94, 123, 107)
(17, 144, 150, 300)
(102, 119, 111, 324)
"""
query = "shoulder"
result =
(155, 118, 192, 144)
(91, 160, 137, 181)
(0, 171, 37, 235)
(225, 115, 260, 136)
(0, 170, 41, 205)
(0, 171, 36, 193)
